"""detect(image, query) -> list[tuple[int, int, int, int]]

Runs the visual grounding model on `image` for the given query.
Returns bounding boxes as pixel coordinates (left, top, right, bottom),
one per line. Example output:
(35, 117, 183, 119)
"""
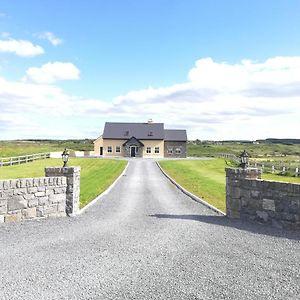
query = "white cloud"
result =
(25, 62, 80, 84)
(0, 56, 300, 140)
(39, 32, 63, 46)
(0, 39, 44, 57)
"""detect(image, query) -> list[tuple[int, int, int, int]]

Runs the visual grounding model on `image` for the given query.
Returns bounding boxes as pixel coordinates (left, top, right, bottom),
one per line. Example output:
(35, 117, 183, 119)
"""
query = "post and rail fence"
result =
(215, 152, 300, 177)
(0, 152, 50, 167)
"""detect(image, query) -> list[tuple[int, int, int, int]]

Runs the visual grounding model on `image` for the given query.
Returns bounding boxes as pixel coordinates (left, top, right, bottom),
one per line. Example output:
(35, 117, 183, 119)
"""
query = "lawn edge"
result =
(156, 161, 226, 216)
(78, 161, 129, 214)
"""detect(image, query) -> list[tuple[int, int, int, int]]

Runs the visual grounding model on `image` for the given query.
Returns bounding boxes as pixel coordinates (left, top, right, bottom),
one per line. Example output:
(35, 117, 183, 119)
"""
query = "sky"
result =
(0, 0, 300, 140)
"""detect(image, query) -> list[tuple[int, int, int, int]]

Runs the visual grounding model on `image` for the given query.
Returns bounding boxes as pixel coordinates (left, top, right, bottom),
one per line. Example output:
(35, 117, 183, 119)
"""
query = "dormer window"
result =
(148, 131, 153, 136)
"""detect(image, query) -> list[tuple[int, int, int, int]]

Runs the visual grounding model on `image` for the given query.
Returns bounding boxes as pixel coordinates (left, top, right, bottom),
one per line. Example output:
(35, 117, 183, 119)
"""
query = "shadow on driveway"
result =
(149, 214, 300, 241)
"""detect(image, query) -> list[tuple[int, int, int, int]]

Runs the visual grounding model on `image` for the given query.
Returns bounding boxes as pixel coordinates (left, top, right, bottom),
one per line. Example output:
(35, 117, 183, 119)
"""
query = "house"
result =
(94, 120, 187, 158)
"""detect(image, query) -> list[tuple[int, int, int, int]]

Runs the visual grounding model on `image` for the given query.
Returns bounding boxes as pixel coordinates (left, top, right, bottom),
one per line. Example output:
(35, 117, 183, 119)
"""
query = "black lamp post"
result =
(62, 149, 69, 168)
(240, 150, 249, 169)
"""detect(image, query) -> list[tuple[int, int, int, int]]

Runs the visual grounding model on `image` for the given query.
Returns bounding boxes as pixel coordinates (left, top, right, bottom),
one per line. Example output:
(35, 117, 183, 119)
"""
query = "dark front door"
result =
(130, 147, 136, 157)
(100, 147, 103, 155)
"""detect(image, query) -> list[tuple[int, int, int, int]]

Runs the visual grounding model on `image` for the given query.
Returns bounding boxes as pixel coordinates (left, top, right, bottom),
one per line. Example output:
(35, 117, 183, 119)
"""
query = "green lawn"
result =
(159, 159, 227, 212)
(0, 158, 127, 208)
(159, 159, 300, 213)
(0, 140, 94, 157)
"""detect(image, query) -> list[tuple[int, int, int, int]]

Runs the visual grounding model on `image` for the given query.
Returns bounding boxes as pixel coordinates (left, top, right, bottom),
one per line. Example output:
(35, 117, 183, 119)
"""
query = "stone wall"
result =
(0, 176, 67, 223)
(0, 166, 80, 223)
(226, 168, 300, 230)
(164, 141, 187, 158)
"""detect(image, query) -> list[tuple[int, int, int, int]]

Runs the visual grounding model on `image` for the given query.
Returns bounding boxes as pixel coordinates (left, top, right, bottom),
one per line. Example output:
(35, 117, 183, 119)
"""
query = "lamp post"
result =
(62, 149, 69, 168)
(240, 150, 249, 169)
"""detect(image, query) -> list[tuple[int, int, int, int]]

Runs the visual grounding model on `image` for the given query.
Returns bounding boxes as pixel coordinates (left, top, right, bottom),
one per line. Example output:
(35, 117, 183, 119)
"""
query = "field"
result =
(0, 140, 94, 157)
(159, 159, 300, 213)
(188, 141, 300, 157)
(0, 158, 127, 208)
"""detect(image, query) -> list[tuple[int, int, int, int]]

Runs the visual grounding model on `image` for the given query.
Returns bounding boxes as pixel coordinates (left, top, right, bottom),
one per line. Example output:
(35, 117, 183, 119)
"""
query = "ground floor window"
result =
(175, 148, 181, 154)
(167, 148, 173, 154)
(155, 147, 159, 154)
(107, 146, 112, 153)
(116, 146, 121, 153)
(146, 147, 151, 153)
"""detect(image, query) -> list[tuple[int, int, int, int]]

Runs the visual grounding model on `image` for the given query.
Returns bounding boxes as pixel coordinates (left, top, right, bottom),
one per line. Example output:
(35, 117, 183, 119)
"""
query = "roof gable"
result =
(122, 136, 144, 146)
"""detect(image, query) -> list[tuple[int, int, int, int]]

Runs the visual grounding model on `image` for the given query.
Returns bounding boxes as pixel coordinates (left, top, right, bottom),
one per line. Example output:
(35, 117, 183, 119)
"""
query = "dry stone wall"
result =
(226, 168, 300, 230)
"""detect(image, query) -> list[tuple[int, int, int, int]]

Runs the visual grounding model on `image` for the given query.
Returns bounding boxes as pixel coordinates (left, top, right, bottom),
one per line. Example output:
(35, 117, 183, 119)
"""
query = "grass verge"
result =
(159, 159, 226, 212)
(0, 158, 127, 208)
(159, 159, 300, 213)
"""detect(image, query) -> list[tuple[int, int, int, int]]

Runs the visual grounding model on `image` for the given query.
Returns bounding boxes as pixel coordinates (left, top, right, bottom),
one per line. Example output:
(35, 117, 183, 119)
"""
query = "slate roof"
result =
(102, 122, 187, 141)
(164, 129, 187, 141)
(103, 122, 165, 140)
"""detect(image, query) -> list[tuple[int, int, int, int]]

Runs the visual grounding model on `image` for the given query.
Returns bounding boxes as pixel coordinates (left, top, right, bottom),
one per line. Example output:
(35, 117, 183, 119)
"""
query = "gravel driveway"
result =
(0, 159, 299, 300)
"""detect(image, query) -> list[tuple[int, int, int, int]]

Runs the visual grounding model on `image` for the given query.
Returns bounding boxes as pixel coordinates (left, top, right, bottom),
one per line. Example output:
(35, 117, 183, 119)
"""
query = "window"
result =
(146, 147, 151, 153)
(155, 147, 159, 154)
(167, 148, 173, 154)
(107, 146, 112, 153)
(116, 146, 121, 153)
(175, 148, 181, 154)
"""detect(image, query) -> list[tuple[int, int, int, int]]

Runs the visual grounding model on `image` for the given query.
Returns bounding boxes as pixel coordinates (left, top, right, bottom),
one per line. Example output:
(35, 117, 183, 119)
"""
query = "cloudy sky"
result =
(0, 0, 300, 140)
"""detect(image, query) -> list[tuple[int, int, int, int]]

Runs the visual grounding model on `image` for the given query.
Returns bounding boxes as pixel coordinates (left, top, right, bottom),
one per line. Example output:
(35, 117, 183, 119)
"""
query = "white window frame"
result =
(116, 146, 121, 153)
(175, 148, 181, 154)
(154, 147, 159, 154)
(167, 148, 173, 154)
(107, 146, 112, 153)
(146, 147, 151, 154)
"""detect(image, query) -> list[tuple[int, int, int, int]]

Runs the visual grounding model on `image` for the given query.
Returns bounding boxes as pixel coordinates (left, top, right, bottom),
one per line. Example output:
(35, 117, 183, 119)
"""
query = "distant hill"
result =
(257, 139, 300, 145)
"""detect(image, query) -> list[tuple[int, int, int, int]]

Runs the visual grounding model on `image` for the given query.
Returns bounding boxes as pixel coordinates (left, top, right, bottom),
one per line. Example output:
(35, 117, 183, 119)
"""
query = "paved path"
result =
(0, 160, 299, 300)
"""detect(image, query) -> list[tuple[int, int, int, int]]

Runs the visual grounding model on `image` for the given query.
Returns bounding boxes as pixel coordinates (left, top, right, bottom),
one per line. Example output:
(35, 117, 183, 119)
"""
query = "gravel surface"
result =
(0, 159, 299, 300)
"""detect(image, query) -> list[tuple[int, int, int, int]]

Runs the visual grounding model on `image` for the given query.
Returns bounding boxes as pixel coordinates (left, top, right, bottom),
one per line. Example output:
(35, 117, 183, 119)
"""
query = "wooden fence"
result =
(0, 152, 50, 167)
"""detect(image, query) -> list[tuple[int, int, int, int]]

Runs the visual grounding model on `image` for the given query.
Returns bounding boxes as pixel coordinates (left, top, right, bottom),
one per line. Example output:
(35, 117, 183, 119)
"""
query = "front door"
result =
(100, 147, 103, 156)
(130, 146, 136, 157)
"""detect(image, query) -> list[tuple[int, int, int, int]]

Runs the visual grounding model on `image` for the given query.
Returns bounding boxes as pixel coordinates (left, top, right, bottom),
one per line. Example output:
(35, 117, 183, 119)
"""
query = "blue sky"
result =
(1, 0, 300, 140)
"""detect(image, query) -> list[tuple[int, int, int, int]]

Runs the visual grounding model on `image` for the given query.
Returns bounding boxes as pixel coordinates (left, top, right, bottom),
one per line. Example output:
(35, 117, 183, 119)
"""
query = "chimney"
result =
(147, 118, 153, 124)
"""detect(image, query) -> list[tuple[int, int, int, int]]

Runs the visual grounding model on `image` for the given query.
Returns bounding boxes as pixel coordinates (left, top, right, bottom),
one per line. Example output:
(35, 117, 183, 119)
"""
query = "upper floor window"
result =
(175, 148, 181, 154)
(167, 148, 173, 154)
(116, 146, 121, 153)
(146, 147, 151, 153)
(155, 147, 159, 153)
(107, 146, 112, 153)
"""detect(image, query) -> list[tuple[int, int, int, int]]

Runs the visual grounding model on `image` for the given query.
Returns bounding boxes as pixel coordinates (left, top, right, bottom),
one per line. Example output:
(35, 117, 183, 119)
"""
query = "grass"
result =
(188, 142, 300, 157)
(0, 158, 127, 208)
(159, 159, 227, 212)
(159, 159, 300, 213)
(0, 140, 94, 157)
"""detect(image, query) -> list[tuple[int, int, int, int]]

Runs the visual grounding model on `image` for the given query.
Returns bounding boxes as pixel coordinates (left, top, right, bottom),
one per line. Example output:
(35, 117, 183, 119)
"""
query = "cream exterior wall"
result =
(94, 137, 164, 157)
(141, 140, 164, 158)
(103, 139, 127, 157)
(93, 137, 103, 156)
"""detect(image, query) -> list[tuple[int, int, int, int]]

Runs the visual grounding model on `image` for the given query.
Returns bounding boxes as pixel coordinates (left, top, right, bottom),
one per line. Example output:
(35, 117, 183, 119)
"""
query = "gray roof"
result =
(103, 122, 165, 140)
(164, 129, 187, 141)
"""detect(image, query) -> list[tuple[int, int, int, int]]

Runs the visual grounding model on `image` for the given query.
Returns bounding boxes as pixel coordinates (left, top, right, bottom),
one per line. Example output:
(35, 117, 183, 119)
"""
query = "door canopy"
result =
(123, 136, 144, 147)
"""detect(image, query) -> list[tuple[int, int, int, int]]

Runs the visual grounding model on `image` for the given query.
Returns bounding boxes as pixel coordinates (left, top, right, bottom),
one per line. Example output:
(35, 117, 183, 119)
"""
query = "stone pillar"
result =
(45, 167, 81, 216)
(225, 168, 261, 218)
